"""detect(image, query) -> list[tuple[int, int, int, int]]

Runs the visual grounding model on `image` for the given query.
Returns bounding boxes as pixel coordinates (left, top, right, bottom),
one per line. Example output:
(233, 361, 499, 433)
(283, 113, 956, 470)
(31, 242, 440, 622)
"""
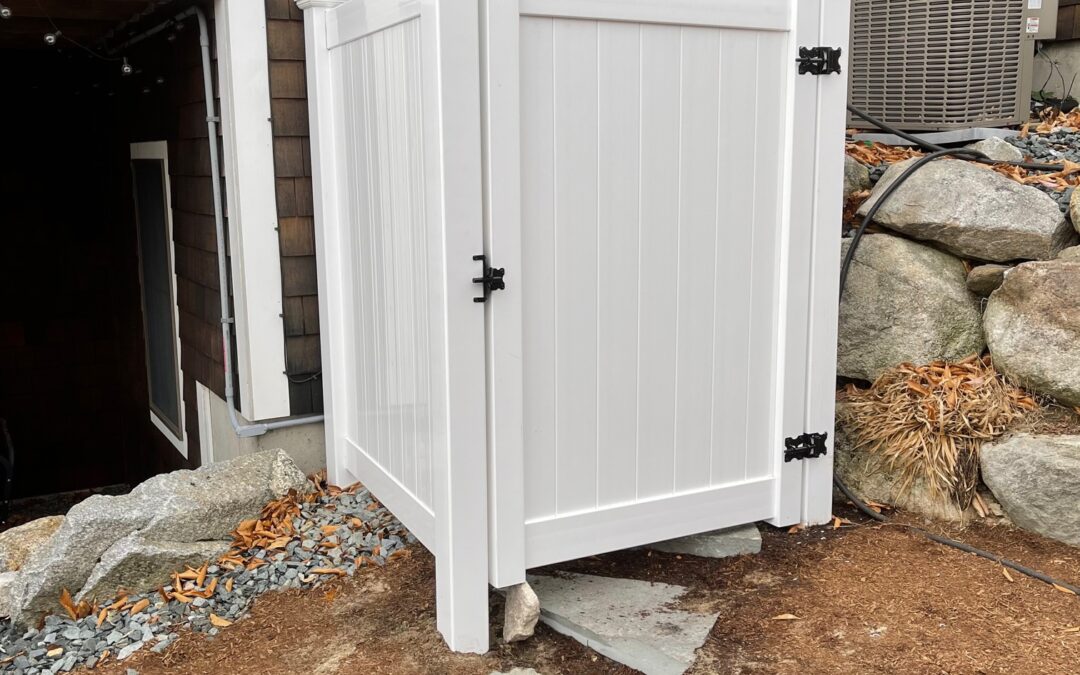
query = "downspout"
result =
(186, 5, 324, 437)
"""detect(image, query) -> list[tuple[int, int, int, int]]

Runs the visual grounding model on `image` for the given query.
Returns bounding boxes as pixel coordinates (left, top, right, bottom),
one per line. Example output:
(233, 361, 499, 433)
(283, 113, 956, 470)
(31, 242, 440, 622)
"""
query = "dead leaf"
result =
(770, 613, 800, 621)
(58, 589, 77, 620)
(1001, 567, 1014, 583)
(787, 524, 805, 534)
(96, 607, 108, 628)
(310, 567, 347, 577)
(225, 578, 234, 593)
(1053, 584, 1077, 596)
(129, 598, 150, 615)
(324, 588, 339, 602)
(209, 613, 233, 628)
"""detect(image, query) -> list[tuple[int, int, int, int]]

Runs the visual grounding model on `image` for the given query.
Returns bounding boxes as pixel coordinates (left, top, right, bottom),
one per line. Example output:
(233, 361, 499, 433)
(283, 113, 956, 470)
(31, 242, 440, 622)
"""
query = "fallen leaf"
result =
(96, 607, 108, 628)
(196, 563, 207, 588)
(787, 524, 805, 534)
(209, 613, 233, 628)
(770, 613, 800, 621)
(310, 567, 347, 577)
(1053, 584, 1077, 596)
(225, 578, 234, 593)
(1001, 567, 1014, 583)
(324, 588, 339, 602)
(58, 589, 77, 620)
(129, 598, 150, 615)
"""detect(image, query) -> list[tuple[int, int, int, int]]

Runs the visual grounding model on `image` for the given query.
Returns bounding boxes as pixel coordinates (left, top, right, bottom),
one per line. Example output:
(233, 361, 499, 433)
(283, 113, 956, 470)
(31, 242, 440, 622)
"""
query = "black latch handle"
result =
(784, 432, 829, 462)
(796, 47, 842, 75)
(473, 254, 505, 303)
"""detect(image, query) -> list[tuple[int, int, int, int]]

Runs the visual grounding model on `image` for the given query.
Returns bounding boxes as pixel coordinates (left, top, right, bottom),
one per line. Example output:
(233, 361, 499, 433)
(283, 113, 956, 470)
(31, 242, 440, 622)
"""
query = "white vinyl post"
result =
(420, 0, 492, 653)
(297, 0, 351, 486)
(802, 0, 848, 525)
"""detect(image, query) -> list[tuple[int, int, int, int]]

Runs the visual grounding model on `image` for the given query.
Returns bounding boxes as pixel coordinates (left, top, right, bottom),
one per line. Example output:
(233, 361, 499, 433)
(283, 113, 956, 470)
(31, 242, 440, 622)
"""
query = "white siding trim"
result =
(215, 0, 291, 421)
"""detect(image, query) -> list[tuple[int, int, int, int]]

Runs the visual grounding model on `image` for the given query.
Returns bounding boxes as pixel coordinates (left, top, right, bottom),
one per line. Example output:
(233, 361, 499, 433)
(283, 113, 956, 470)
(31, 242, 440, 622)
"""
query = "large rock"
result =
(11, 449, 309, 626)
(966, 264, 1011, 297)
(844, 155, 871, 198)
(984, 261, 1080, 407)
(857, 158, 1075, 262)
(964, 136, 1024, 163)
(838, 234, 985, 381)
(76, 534, 230, 603)
(502, 582, 540, 643)
(0, 516, 64, 573)
(1069, 187, 1080, 236)
(834, 419, 972, 522)
(1058, 244, 1080, 261)
(981, 434, 1080, 546)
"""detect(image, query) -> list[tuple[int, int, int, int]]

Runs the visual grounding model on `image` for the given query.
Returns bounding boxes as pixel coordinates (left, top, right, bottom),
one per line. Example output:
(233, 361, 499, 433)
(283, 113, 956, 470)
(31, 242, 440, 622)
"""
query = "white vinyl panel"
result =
(595, 21, 641, 508)
(366, 33, 392, 472)
(745, 33, 787, 480)
(344, 44, 371, 455)
(405, 22, 434, 508)
(520, 17, 558, 521)
(672, 26, 720, 493)
(710, 29, 757, 485)
(635, 24, 681, 499)
(552, 18, 599, 514)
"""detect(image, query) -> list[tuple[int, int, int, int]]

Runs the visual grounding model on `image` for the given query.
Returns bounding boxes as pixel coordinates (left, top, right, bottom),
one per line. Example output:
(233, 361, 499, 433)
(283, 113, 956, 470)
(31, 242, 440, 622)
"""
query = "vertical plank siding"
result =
(519, 18, 790, 522)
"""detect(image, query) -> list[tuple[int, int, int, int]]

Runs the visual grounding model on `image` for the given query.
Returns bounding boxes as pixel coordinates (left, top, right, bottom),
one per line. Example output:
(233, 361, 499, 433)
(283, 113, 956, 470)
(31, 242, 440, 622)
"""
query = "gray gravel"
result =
(0, 486, 413, 673)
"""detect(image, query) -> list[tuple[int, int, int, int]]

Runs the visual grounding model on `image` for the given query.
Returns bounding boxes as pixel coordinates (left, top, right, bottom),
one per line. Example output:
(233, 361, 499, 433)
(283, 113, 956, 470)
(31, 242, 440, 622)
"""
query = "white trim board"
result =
(130, 140, 188, 459)
(215, 0, 292, 421)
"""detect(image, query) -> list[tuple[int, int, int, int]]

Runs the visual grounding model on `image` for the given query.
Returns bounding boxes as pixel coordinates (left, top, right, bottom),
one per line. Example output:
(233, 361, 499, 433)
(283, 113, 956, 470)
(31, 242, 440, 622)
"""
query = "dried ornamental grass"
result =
(839, 355, 1037, 510)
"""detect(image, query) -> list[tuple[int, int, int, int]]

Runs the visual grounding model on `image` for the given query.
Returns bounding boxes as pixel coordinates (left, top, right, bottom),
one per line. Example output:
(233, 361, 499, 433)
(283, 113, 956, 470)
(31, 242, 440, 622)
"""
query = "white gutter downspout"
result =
(123, 5, 325, 438)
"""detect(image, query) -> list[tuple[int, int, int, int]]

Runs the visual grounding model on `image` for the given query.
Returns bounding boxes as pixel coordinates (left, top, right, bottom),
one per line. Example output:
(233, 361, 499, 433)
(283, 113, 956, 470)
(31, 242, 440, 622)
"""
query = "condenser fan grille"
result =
(850, 0, 1026, 129)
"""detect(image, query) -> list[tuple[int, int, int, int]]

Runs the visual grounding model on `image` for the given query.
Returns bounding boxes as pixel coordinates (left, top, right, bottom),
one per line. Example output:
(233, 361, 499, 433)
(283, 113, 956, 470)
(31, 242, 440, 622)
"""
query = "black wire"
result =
(847, 103, 1068, 172)
(837, 112, 1080, 597)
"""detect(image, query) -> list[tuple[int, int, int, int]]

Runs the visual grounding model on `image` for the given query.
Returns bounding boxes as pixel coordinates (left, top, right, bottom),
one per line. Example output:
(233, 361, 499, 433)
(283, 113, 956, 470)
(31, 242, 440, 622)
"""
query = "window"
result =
(130, 142, 186, 457)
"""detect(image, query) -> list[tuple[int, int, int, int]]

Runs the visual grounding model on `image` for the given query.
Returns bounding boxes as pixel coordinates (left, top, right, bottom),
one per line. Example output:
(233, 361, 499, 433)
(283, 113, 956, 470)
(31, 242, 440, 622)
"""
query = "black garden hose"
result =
(835, 104, 1080, 597)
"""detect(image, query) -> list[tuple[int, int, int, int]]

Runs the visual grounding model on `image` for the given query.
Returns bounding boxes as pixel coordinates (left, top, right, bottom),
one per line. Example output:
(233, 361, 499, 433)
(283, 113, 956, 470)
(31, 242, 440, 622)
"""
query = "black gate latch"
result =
(473, 254, 505, 303)
(784, 432, 829, 462)
(796, 47, 842, 75)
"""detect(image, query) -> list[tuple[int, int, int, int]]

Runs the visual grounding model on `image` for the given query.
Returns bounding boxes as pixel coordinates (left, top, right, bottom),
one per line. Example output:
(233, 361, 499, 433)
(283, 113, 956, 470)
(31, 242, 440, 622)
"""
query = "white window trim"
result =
(196, 381, 214, 464)
(214, 0, 292, 421)
(130, 141, 188, 459)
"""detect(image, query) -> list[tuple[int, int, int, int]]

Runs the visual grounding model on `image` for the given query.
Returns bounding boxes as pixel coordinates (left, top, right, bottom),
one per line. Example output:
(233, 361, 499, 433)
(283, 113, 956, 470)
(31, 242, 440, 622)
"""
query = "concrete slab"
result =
(648, 524, 761, 559)
(527, 572, 719, 675)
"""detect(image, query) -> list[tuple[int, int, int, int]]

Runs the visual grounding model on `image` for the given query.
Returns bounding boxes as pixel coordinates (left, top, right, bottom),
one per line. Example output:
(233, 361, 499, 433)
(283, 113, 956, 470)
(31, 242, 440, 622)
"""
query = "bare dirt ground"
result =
(88, 505, 1080, 675)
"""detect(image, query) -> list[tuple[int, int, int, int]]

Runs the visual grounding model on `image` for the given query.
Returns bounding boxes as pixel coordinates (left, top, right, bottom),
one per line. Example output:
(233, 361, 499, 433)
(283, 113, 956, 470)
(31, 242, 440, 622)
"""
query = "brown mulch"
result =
(87, 509, 1080, 675)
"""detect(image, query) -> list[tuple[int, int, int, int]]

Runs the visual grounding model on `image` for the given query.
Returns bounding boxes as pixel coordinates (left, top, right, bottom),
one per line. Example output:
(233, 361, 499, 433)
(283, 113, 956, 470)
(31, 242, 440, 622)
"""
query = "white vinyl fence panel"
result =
(301, 0, 848, 655)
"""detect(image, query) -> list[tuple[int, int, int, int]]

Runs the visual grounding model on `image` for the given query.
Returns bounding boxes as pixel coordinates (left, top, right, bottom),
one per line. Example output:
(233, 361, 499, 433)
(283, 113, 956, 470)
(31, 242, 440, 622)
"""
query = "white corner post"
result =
(420, 0, 492, 653)
(802, 0, 848, 525)
(297, 0, 350, 487)
(215, 0, 292, 421)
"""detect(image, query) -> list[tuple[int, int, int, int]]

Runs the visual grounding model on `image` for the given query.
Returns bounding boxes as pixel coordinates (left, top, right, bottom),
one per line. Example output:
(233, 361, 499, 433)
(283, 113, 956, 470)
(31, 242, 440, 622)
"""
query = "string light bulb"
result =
(44, 31, 60, 46)
(0, 5, 12, 19)
(121, 57, 133, 76)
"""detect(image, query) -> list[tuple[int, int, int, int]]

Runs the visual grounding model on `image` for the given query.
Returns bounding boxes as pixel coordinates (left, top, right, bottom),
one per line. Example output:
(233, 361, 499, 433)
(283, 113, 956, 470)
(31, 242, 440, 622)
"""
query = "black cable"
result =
(837, 114, 1080, 597)
(847, 103, 1067, 172)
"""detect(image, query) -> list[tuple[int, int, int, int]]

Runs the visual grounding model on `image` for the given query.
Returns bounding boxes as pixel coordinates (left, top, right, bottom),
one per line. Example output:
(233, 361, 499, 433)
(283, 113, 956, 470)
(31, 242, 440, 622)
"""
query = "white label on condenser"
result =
(1027, 17, 1041, 34)
(1029, 0, 1043, 10)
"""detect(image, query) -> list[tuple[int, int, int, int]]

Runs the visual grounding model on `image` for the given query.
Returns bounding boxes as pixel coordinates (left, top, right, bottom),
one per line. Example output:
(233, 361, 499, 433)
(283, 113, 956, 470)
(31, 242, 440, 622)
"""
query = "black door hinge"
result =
(784, 432, 829, 462)
(796, 47, 842, 75)
(472, 254, 505, 303)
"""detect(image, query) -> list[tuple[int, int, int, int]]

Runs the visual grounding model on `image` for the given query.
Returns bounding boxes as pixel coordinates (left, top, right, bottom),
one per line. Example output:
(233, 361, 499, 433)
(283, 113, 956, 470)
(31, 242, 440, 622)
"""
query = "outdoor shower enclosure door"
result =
(304, 0, 846, 655)
(484, 0, 844, 587)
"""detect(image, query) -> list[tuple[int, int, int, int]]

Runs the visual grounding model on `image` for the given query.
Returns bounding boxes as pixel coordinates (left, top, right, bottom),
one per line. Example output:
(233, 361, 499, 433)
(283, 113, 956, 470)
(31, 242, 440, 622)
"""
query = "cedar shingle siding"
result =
(267, 0, 323, 415)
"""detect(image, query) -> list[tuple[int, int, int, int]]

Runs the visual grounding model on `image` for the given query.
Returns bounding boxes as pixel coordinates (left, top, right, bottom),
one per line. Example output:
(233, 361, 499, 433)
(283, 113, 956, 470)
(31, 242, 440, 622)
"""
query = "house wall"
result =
(267, 0, 324, 416)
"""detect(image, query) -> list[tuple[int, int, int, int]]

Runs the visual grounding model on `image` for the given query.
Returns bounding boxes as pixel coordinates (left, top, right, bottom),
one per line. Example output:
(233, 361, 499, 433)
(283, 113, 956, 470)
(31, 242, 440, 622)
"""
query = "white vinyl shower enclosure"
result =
(300, 0, 849, 653)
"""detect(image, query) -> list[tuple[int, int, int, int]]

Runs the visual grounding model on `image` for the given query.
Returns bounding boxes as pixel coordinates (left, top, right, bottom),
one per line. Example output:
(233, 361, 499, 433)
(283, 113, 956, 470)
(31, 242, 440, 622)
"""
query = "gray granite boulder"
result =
(503, 582, 540, 643)
(844, 155, 871, 198)
(838, 234, 985, 382)
(11, 449, 309, 626)
(966, 264, 1011, 297)
(984, 261, 1080, 407)
(1058, 245, 1080, 261)
(981, 434, 1080, 546)
(1069, 186, 1080, 236)
(0, 516, 64, 573)
(858, 158, 1075, 262)
(964, 136, 1024, 163)
(76, 534, 230, 603)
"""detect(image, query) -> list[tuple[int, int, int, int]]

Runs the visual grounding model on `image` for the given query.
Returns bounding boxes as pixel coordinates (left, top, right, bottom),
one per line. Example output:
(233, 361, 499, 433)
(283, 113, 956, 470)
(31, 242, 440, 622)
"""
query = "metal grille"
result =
(850, 0, 1026, 130)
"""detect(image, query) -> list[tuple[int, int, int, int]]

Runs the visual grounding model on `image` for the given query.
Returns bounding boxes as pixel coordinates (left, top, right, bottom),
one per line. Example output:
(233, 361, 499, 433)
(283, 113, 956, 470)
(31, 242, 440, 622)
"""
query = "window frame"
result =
(130, 140, 188, 458)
